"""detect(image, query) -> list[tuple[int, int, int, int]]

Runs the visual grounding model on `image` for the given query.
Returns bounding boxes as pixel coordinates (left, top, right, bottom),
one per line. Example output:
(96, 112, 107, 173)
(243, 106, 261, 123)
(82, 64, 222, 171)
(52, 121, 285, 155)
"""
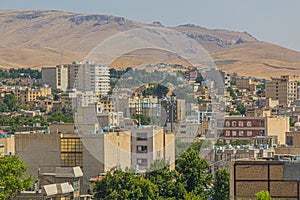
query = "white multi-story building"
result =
(42, 61, 110, 95)
(70, 61, 110, 96)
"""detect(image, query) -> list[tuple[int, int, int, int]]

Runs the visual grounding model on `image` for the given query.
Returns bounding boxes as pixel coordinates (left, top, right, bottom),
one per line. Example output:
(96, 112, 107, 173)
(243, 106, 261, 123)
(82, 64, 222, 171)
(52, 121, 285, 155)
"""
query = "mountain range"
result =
(1, 10, 300, 78)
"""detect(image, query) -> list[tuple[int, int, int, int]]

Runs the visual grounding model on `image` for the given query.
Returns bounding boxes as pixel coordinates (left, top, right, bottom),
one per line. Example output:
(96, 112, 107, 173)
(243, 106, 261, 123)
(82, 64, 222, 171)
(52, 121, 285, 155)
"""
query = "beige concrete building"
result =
(236, 77, 252, 90)
(14, 86, 52, 105)
(128, 95, 160, 120)
(42, 65, 69, 91)
(265, 98, 280, 108)
(266, 116, 289, 145)
(15, 132, 131, 193)
(0, 135, 15, 156)
(15, 167, 85, 200)
(173, 121, 201, 142)
(49, 123, 75, 134)
(16, 125, 175, 193)
(130, 127, 175, 171)
(266, 75, 300, 106)
(218, 116, 289, 145)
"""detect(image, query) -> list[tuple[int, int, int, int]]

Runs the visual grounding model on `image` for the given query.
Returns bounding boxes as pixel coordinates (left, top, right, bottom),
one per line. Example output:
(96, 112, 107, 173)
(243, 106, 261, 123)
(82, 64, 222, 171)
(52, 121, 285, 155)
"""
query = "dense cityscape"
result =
(1, 2, 300, 200)
(1, 60, 300, 199)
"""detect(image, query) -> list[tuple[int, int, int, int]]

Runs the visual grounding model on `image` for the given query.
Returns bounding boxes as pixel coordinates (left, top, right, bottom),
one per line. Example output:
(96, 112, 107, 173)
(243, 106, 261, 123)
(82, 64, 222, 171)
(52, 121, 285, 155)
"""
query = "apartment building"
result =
(15, 166, 84, 200)
(220, 71, 231, 88)
(218, 116, 289, 144)
(0, 134, 14, 156)
(161, 96, 186, 131)
(42, 61, 110, 96)
(128, 95, 160, 120)
(15, 132, 131, 193)
(68, 61, 110, 96)
(236, 77, 252, 90)
(173, 121, 201, 142)
(42, 65, 68, 91)
(266, 75, 300, 106)
(130, 126, 175, 171)
(14, 86, 52, 105)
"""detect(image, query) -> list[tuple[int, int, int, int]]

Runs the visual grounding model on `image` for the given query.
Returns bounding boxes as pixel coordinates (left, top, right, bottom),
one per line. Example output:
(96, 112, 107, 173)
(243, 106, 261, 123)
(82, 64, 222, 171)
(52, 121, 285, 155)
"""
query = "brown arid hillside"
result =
(0, 10, 300, 78)
(213, 41, 300, 78)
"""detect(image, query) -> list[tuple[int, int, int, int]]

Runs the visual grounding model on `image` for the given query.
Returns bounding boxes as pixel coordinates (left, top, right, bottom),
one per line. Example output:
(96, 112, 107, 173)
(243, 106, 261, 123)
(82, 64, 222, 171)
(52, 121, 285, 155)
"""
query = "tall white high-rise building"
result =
(68, 61, 110, 96)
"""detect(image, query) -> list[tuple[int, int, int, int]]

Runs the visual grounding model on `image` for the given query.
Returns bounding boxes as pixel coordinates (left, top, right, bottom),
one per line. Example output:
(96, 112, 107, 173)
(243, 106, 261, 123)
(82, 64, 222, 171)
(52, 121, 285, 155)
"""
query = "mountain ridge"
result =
(0, 10, 299, 78)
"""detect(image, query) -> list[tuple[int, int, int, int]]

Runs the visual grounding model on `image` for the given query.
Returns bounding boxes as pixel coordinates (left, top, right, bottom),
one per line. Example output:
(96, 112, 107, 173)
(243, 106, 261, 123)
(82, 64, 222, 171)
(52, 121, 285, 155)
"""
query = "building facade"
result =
(42, 65, 68, 91)
(266, 75, 300, 106)
(218, 116, 289, 145)
(130, 127, 175, 171)
(14, 86, 51, 105)
(231, 159, 300, 199)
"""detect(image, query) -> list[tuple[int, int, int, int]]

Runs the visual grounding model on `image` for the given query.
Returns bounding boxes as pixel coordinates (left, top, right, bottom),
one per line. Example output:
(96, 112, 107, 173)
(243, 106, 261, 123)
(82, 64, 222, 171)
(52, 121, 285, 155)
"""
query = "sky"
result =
(1, 0, 300, 51)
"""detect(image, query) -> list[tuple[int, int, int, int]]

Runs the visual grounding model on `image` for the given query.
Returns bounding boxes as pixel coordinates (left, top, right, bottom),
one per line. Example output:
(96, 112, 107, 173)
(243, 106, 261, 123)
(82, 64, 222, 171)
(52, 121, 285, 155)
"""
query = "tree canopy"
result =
(0, 156, 33, 199)
(47, 111, 74, 123)
(256, 190, 272, 200)
(0, 93, 18, 112)
(94, 170, 158, 200)
(94, 141, 220, 200)
(131, 114, 151, 126)
(211, 169, 230, 200)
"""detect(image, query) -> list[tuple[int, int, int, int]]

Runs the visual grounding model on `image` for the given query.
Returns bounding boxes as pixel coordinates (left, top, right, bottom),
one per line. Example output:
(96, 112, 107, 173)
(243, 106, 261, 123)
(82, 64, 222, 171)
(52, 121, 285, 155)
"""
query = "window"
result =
(232, 131, 237, 136)
(247, 121, 252, 127)
(137, 158, 148, 166)
(238, 121, 244, 127)
(137, 145, 148, 153)
(136, 133, 147, 141)
(286, 136, 293, 145)
(73, 179, 79, 191)
(225, 121, 230, 127)
(247, 131, 252, 136)
(60, 138, 83, 167)
(232, 121, 237, 127)
(225, 131, 230, 136)
(239, 131, 244, 136)
(260, 121, 265, 127)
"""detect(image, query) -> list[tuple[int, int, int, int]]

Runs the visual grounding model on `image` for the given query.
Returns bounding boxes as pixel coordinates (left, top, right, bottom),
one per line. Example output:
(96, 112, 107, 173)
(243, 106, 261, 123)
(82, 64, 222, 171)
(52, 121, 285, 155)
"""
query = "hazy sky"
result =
(1, 0, 300, 51)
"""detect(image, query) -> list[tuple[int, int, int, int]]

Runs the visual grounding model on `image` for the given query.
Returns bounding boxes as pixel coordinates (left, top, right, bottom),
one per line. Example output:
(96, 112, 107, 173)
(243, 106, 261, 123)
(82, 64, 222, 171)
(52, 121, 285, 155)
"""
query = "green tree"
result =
(3, 93, 18, 112)
(290, 117, 297, 127)
(0, 156, 33, 199)
(195, 74, 204, 83)
(211, 169, 230, 200)
(94, 170, 158, 200)
(256, 190, 272, 200)
(176, 149, 212, 199)
(236, 104, 246, 115)
(52, 89, 63, 101)
(47, 111, 74, 123)
(131, 114, 150, 125)
(184, 192, 203, 200)
(227, 87, 236, 99)
(145, 159, 186, 199)
(142, 84, 169, 98)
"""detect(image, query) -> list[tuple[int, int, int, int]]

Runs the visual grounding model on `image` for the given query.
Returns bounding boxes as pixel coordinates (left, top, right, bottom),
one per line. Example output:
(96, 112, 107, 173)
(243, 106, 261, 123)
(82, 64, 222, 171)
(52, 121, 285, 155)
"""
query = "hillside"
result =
(213, 41, 300, 78)
(0, 10, 299, 78)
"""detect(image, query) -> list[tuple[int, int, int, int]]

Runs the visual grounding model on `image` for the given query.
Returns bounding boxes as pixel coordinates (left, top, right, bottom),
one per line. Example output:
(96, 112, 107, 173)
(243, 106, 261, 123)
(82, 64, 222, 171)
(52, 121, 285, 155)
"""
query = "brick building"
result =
(231, 159, 300, 199)
(218, 116, 289, 144)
